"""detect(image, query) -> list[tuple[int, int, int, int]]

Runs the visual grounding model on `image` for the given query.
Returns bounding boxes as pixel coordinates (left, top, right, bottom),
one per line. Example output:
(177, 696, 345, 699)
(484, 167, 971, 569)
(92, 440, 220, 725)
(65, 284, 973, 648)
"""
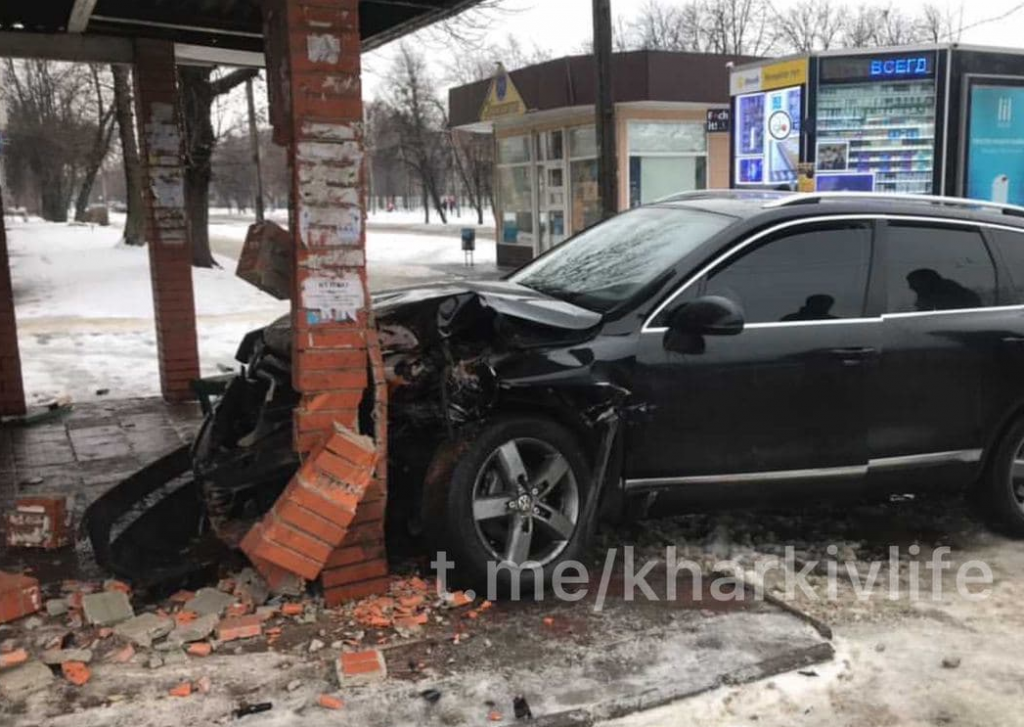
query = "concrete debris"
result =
(184, 588, 237, 618)
(40, 648, 93, 665)
(82, 591, 134, 627)
(0, 660, 54, 699)
(113, 613, 174, 648)
(148, 654, 164, 669)
(162, 649, 188, 666)
(168, 613, 218, 644)
(308, 638, 325, 653)
(45, 599, 69, 617)
(233, 568, 270, 608)
(286, 679, 303, 692)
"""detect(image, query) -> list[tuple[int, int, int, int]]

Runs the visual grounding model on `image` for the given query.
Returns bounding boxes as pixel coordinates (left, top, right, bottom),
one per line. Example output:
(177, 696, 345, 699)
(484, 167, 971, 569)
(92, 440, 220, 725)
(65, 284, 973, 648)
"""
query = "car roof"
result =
(654, 191, 1024, 230)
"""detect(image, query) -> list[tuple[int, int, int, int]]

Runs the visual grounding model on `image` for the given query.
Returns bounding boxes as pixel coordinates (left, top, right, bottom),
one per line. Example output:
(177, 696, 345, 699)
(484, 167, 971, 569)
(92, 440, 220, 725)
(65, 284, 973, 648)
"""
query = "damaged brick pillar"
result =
(243, 0, 389, 604)
(0, 184, 26, 416)
(132, 43, 200, 402)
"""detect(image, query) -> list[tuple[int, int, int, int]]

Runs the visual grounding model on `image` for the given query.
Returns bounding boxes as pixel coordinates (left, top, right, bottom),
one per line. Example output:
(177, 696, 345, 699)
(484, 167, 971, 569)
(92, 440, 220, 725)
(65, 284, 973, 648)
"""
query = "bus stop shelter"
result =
(0, 0, 478, 416)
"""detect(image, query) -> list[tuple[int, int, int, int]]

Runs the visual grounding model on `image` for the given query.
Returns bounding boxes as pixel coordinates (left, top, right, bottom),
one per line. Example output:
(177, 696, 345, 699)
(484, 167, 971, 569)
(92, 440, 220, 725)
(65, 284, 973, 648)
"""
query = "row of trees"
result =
(615, 0, 965, 56)
(1, 61, 255, 266)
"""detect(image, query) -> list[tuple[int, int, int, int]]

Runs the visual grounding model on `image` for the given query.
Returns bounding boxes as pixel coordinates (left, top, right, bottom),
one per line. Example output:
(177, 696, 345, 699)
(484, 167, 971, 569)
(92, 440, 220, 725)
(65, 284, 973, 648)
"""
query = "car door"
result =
(869, 219, 1006, 482)
(627, 218, 880, 490)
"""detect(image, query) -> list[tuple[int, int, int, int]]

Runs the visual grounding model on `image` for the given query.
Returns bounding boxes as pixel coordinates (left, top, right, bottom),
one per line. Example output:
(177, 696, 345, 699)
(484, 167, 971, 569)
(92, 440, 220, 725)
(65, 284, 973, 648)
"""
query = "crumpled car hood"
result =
(372, 280, 602, 332)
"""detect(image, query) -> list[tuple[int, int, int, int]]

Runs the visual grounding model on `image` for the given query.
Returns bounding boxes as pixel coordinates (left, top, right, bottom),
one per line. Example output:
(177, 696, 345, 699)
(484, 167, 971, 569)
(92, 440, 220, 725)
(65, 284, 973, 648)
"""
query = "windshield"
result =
(510, 206, 734, 313)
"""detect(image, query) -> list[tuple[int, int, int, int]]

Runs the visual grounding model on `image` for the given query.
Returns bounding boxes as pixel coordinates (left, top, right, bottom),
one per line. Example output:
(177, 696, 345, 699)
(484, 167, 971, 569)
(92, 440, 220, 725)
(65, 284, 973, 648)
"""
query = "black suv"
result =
(188, 191, 1024, 591)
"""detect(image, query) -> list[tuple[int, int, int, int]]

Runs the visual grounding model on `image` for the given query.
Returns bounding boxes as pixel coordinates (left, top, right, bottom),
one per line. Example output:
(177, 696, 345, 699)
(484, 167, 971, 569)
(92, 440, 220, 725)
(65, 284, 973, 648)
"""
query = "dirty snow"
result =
(601, 500, 1024, 727)
(7, 217, 497, 405)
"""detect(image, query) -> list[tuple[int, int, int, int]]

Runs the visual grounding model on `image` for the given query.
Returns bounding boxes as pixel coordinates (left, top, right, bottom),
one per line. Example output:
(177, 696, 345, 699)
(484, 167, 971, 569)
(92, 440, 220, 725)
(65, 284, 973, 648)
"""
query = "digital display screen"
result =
(820, 52, 937, 84)
(734, 86, 801, 186)
(966, 82, 1024, 206)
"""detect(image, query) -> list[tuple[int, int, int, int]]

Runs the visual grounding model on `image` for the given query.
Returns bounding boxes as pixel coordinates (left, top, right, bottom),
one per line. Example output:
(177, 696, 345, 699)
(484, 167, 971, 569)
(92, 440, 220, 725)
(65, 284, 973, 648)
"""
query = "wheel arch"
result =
(978, 397, 1024, 483)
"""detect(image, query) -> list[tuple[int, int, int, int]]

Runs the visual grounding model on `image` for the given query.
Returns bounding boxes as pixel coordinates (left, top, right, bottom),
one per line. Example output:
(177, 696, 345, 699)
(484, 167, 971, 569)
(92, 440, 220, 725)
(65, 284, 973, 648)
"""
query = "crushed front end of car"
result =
(81, 281, 631, 590)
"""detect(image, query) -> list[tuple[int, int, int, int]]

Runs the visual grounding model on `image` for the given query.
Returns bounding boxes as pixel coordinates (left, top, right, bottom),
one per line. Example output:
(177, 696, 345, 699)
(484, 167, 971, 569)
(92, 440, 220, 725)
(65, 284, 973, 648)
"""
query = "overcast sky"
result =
(360, 0, 1024, 99)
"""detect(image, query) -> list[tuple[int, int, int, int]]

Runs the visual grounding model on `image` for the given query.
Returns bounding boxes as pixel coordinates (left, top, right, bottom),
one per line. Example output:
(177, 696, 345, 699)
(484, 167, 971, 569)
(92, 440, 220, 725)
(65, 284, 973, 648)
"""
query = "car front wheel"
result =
(424, 416, 594, 596)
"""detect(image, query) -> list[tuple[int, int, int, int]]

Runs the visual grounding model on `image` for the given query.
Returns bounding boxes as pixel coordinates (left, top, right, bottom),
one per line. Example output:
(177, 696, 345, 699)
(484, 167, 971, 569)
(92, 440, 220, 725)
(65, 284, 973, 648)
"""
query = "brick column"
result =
(0, 184, 26, 416)
(132, 43, 200, 402)
(245, 0, 388, 605)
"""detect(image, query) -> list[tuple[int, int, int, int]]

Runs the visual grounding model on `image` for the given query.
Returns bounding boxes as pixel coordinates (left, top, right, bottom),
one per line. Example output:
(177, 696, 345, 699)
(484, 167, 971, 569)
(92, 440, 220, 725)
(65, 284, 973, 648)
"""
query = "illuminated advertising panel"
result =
(965, 81, 1024, 206)
(735, 85, 802, 186)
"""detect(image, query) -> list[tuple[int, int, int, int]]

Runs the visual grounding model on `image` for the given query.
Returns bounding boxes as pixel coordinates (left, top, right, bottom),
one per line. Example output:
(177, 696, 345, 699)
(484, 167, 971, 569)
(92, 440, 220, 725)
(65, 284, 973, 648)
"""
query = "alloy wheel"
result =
(470, 437, 580, 567)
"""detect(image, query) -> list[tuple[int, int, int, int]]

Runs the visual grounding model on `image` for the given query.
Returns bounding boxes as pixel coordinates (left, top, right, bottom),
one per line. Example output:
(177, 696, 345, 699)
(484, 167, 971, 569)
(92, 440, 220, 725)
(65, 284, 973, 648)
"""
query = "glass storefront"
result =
(497, 135, 534, 245)
(627, 120, 707, 206)
(497, 120, 710, 255)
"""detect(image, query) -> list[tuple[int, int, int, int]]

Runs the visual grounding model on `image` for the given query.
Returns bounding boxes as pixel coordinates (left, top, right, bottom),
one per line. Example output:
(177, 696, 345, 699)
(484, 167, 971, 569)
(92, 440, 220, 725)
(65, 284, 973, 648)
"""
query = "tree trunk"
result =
(113, 65, 146, 245)
(179, 67, 217, 268)
(178, 66, 258, 268)
(73, 121, 114, 222)
(40, 171, 67, 222)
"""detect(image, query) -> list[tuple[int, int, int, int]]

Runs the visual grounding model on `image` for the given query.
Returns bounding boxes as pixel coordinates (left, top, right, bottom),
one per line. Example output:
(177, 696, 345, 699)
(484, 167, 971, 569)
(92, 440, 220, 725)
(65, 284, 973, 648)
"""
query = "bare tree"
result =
(448, 128, 493, 225)
(873, 4, 924, 45)
(702, 0, 775, 55)
(112, 64, 145, 246)
(443, 34, 553, 86)
(920, 2, 964, 42)
(178, 66, 259, 268)
(383, 43, 450, 224)
(772, 0, 844, 52)
(1, 60, 92, 221)
(73, 65, 117, 222)
(838, 4, 883, 47)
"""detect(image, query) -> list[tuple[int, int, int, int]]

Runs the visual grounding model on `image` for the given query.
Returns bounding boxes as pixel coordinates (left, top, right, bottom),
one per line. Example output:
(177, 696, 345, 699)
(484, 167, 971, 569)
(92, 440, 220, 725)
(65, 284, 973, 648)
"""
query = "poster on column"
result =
(966, 81, 1024, 206)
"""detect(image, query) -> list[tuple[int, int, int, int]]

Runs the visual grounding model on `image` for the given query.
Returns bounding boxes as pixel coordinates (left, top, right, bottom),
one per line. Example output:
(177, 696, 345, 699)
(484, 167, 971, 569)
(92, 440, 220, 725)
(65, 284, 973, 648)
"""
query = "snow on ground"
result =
(8, 217, 498, 406)
(367, 207, 491, 227)
(8, 219, 287, 405)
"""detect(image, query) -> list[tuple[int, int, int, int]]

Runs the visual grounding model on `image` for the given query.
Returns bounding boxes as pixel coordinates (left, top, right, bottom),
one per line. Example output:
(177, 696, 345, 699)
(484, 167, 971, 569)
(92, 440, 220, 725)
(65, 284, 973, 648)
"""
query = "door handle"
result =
(824, 347, 877, 366)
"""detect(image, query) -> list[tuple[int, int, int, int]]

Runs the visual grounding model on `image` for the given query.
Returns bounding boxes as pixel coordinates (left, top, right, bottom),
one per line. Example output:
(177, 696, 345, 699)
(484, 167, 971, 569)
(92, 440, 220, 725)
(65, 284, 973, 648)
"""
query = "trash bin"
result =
(461, 228, 476, 267)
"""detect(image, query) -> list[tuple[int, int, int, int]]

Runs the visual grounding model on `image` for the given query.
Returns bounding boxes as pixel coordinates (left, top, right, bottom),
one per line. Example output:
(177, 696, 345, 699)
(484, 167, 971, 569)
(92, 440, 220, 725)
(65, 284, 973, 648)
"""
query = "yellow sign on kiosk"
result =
(480, 64, 526, 121)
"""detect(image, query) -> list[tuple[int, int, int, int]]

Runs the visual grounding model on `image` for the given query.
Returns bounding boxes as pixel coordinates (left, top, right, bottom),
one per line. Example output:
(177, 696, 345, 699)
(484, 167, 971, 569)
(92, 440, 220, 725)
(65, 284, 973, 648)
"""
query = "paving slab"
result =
(82, 591, 134, 627)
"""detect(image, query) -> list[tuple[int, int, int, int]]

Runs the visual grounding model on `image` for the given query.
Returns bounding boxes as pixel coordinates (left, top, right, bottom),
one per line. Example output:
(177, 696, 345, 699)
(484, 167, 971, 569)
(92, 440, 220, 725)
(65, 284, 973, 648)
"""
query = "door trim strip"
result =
(867, 449, 983, 470)
(624, 465, 867, 491)
(624, 449, 983, 491)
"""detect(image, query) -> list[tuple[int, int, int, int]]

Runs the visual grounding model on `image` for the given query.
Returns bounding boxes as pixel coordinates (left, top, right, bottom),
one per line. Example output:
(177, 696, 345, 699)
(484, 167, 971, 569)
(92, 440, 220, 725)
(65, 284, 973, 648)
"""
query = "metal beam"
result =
(174, 43, 264, 68)
(0, 31, 133, 63)
(68, 0, 99, 33)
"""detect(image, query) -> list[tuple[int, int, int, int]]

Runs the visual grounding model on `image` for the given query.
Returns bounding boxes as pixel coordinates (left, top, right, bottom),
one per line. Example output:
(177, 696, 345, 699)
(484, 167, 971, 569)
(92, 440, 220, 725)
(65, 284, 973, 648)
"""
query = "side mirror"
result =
(667, 296, 745, 336)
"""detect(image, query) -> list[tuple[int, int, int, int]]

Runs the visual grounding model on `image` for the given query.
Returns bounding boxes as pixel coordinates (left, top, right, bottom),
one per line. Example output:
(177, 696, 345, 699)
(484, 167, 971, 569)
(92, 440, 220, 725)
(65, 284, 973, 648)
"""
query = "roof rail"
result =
(763, 192, 1024, 218)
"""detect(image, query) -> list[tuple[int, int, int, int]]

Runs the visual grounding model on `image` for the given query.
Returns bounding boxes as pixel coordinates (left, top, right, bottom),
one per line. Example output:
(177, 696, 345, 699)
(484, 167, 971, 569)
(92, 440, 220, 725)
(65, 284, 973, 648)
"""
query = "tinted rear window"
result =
(990, 228, 1024, 303)
(884, 224, 997, 313)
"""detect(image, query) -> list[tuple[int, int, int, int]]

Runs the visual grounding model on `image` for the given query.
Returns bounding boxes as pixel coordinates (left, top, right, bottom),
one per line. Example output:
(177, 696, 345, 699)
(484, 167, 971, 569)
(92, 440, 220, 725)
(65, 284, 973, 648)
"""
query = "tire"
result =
(423, 415, 594, 597)
(982, 414, 1024, 537)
